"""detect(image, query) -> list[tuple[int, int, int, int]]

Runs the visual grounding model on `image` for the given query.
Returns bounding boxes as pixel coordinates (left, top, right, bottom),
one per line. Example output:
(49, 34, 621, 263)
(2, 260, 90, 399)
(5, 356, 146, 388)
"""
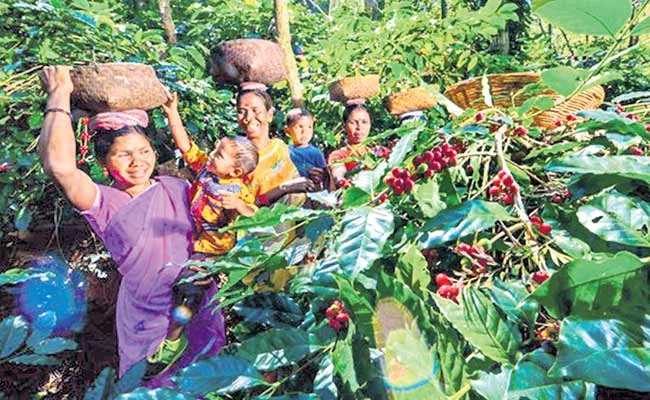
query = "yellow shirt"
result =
(184, 142, 256, 255)
(248, 138, 301, 198)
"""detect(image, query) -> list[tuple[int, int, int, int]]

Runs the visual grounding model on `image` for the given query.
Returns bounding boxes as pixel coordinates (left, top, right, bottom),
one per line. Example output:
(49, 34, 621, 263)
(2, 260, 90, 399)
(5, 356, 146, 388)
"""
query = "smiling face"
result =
(237, 92, 274, 142)
(103, 132, 156, 189)
(285, 115, 314, 147)
(344, 108, 371, 145)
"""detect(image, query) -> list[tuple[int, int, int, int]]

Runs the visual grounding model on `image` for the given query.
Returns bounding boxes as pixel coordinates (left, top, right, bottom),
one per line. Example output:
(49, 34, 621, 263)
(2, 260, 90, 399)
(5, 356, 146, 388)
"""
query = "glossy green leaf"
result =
(387, 128, 420, 168)
(225, 204, 326, 232)
(470, 365, 512, 400)
(413, 178, 446, 218)
(541, 66, 589, 97)
(84, 367, 117, 400)
(174, 355, 266, 396)
(396, 244, 431, 293)
(435, 319, 466, 395)
(546, 155, 650, 183)
(31, 337, 77, 355)
(577, 191, 650, 247)
(236, 328, 319, 371)
(530, 252, 647, 319)
(115, 359, 147, 396)
(488, 280, 538, 327)
(508, 350, 596, 399)
(535, 0, 632, 36)
(434, 287, 521, 364)
(631, 17, 650, 35)
(578, 110, 650, 140)
(314, 355, 338, 400)
(0, 268, 52, 286)
(336, 206, 394, 277)
(115, 388, 190, 400)
(26, 311, 56, 348)
(332, 339, 360, 392)
(549, 316, 650, 391)
(233, 293, 303, 328)
(0, 315, 28, 358)
(9, 354, 59, 365)
(418, 200, 515, 247)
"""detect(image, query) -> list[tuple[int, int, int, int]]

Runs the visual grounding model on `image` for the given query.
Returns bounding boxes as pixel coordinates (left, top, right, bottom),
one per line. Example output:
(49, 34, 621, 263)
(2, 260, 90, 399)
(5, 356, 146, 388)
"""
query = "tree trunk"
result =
(494, 28, 510, 55)
(274, 0, 304, 108)
(158, 0, 177, 46)
(441, 0, 448, 19)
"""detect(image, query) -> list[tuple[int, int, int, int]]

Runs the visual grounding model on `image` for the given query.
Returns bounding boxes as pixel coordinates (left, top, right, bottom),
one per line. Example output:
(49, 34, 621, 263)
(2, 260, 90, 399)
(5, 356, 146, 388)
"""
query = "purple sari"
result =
(82, 176, 226, 380)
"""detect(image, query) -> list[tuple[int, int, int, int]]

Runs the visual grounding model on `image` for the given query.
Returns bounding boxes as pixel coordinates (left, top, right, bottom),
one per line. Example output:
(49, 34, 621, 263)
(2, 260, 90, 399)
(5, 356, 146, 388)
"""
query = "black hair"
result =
(93, 125, 152, 165)
(342, 104, 370, 124)
(285, 108, 313, 126)
(236, 89, 274, 111)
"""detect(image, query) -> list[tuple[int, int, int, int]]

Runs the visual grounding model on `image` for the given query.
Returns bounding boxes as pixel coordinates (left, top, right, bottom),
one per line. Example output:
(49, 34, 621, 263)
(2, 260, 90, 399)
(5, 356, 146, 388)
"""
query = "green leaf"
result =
(535, 0, 632, 36)
(434, 287, 521, 364)
(387, 128, 420, 169)
(233, 293, 304, 328)
(14, 206, 32, 232)
(541, 66, 588, 97)
(0, 268, 52, 286)
(332, 339, 360, 392)
(115, 359, 147, 396)
(225, 204, 326, 232)
(546, 155, 650, 183)
(470, 365, 512, 400)
(9, 354, 59, 365)
(488, 280, 538, 327)
(0, 315, 29, 358)
(336, 206, 394, 277)
(84, 367, 117, 400)
(115, 387, 190, 400)
(26, 312, 56, 348)
(435, 319, 466, 395)
(236, 328, 318, 371)
(396, 244, 431, 292)
(413, 178, 446, 218)
(578, 110, 650, 139)
(530, 252, 647, 319)
(314, 355, 338, 400)
(577, 191, 650, 247)
(31, 337, 77, 355)
(418, 200, 516, 247)
(174, 355, 266, 396)
(549, 316, 650, 391)
(631, 17, 650, 35)
(508, 350, 596, 399)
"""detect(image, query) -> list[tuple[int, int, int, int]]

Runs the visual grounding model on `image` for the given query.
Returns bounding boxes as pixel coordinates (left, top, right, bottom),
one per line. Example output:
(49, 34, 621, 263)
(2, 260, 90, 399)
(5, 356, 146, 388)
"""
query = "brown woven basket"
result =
(210, 39, 288, 85)
(386, 87, 438, 115)
(70, 63, 167, 112)
(443, 72, 605, 129)
(328, 75, 380, 103)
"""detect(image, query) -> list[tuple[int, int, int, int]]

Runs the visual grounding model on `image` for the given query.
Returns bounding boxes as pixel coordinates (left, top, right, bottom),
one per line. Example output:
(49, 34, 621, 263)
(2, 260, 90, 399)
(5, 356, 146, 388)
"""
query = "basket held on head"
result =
(209, 39, 288, 85)
(70, 63, 168, 112)
(443, 72, 605, 129)
(328, 75, 380, 103)
(385, 87, 438, 115)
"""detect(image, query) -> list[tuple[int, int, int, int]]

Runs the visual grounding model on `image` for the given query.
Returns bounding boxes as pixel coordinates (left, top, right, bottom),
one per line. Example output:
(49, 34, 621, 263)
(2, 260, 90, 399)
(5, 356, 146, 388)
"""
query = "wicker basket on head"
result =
(328, 75, 380, 103)
(210, 39, 288, 85)
(443, 72, 605, 129)
(386, 87, 438, 115)
(70, 63, 167, 112)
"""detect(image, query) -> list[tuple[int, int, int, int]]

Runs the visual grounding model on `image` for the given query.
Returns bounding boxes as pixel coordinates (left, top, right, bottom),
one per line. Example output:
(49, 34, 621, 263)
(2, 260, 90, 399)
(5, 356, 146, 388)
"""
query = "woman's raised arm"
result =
(38, 66, 97, 211)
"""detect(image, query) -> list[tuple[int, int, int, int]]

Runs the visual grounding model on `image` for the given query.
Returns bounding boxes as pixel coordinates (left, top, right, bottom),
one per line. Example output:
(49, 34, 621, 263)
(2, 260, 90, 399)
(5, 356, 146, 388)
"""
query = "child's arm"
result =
(219, 191, 257, 217)
(161, 92, 191, 154)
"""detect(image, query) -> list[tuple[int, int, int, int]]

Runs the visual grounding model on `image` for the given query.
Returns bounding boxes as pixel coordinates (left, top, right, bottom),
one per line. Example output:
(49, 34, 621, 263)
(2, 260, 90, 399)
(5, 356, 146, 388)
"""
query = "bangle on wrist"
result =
(45, 108, 73, 120)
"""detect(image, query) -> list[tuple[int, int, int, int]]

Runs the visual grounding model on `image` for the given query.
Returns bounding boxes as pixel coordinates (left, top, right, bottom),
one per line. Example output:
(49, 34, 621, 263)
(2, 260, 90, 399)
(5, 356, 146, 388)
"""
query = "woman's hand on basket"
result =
(40, 66, 74, 95)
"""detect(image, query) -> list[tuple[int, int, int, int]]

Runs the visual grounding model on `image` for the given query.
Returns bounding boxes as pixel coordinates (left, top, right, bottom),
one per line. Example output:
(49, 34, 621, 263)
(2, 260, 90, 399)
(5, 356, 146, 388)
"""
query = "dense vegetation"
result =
(1, 0, 650, 398)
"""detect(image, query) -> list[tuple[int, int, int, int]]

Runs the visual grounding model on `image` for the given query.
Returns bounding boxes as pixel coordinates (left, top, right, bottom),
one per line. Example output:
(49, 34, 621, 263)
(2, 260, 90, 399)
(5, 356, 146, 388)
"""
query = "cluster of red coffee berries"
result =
(531, 270, 550, 284)
(629, 146, 645, 156)
(454, 242, 496, 275)
(551, 188, 572, 204)
(554, 114, 578, 127)
(374, 192, 389, 205)
(530, 215, 552, 235)
(337, 178, 352, 189)
(412, 142, 463, 178)
(488, 170, 518, 205)
(78, 117, 91, 165)
(384, 167, 414, 196)
(435, 273, 462, 302)
(511, 126, 528, 137)
(325, 300, 349, 331)
(374, 146, 391, 159)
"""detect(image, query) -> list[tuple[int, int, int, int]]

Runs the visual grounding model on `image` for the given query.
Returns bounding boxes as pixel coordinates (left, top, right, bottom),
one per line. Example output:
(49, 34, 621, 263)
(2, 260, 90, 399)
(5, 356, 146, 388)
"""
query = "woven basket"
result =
(328, 75, 380, 103)
(210, 39, 288, 85)
(70, 63, 167, 112)
(443, 72, 605, 129)
(386, 87, 438, 115)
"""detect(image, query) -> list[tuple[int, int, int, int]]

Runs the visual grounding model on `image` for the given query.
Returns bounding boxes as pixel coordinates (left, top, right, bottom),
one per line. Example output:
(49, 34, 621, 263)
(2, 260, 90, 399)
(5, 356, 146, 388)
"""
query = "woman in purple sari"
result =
(38, 66, 226, 382)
